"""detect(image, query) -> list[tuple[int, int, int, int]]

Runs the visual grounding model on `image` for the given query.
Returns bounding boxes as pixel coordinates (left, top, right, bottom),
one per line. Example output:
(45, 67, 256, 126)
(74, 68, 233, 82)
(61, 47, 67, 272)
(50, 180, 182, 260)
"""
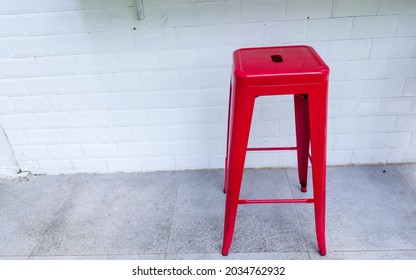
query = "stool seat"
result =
(233, 46, 329, 85)
(222, 45, 329, 257)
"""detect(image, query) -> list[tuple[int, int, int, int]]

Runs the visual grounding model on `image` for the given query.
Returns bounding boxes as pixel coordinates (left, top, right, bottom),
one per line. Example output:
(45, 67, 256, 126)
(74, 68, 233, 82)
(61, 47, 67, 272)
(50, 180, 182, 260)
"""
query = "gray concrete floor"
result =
(1, 164, 416, 260)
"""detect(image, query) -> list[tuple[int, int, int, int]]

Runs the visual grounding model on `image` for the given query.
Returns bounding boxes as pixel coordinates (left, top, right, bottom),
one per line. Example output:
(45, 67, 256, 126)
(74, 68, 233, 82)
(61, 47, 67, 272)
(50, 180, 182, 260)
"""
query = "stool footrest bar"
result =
(247, 146, 297, 151)
(238, 198, 314, 204)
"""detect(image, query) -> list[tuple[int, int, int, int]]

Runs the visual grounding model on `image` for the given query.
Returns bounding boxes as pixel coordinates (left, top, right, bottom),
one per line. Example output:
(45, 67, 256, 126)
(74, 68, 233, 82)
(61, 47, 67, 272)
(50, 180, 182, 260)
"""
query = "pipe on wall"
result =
(135, 0, 145, 20)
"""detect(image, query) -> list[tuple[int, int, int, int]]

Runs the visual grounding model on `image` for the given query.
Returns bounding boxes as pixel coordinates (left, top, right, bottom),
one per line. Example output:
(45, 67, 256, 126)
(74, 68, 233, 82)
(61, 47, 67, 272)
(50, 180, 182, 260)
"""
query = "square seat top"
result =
(233, 45, 329, 85)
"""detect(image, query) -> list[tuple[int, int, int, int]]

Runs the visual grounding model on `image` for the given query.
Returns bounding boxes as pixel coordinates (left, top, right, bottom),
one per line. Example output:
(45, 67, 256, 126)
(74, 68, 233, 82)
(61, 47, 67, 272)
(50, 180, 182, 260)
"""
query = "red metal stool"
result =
(222, 45, 329, 256)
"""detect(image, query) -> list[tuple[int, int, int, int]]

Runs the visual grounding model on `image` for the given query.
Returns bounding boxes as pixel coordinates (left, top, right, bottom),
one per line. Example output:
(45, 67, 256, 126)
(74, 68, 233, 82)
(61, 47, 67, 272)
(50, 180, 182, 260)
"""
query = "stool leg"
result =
(308, 83, 328, 256)
(294, 94, 310, 193)
(222, 87, 255, 256)
(224, 82, 233, 194)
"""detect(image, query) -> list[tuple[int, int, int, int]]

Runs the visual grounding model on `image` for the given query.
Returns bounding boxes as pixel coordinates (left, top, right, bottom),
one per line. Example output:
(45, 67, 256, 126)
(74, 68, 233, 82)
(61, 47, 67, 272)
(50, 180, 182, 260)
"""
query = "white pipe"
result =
(135, 0, 145, 20)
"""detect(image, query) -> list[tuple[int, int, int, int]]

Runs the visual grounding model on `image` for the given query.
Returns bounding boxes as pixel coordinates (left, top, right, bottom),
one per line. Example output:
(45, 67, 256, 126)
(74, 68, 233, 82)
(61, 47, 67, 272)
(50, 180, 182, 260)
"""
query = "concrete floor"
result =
(0, 164, 416, 260)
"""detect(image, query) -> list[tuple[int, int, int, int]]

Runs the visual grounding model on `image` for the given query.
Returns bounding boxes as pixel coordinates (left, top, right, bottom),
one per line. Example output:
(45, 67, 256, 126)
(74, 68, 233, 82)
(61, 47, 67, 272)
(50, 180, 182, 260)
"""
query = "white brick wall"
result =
(1, 0, 415, 174)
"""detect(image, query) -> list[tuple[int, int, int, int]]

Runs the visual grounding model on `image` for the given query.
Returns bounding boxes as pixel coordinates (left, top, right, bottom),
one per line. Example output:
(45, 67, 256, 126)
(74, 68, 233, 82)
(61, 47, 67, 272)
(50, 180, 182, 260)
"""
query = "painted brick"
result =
(49, 94, 89, 112)
(131, 125, 169, 141)
(106, 158, 141, 173)
(378, 97, 416, 115)
(260, 103, 295, 121)
(116, 142, 153, 157)
(334, 133, 373, 150)
(124, 89, 202, 109)
(307, 18, 353, 41)
(208, 155, 224, 169)
(49, 34, 94, 55)
(24, 77, 63, 95)
(332, 0, 379, 17)
(117, 51, 158, 71)
(245, 152, 279, 168)
(184, 106, 227, 124)
(378, 0, 416, 15)
(63, 10, 109, 33)
(263, 20, 307, 44)
(355, 116, 397, 133)
(326, 39, 372, 61)
(24, 129, 62, 145)
(219, 23, 263, 46)
(37, 0, 82, 12)
(141, 156, 175, 171)
(72, 159, 108, 173)
(278, 152, 297, 167)
(328, 150, 353, 165)
(134, 28, 176, 50)
(351, 149, 389, 164)
(38, 160, 74, 174)
(362, 79, 406, 98)
(36, 112, 72, 129)
(3, 130, 27, 146)
(0, 38, 10, 57)
(9, 36, 52, 57)
(174, 155, 210, 170)
(339, 99, 380, 116)
(388, 149, 416, 163)
(100, 72, 140, 91)
(157, 49, 199, 69)
(59, 128, 97, 144)
(0, 58, 38, 78)
(147, 108, 184, 124)
(152, 140, 188, 155)
(397, 15, 416, 37)
(12, 145, 49, 161)
(47, 144, 83, 159)
(86, 93, 126, 110)
(352, 15, 399, 39)
(0, 0, 37, 13)
(201, 87, 229, 106)
(0, 15, 24, 37)
(328, 117, 356, 134)
(35, 56, 78, 76)
(0, 97, 14, 114)
(76, 53, 119, 74)
(371, 37, 416, 59)
(387, 58, 416, 78)
(71, 111, 108, 127)
(188, 139, 225, 155)
(166, 123, 226, 140)
(198, 47, 233, 68)
(0, 79, 26, 96)
(278, 120, 295, 136)
(11, 96, 52, 113)
(345, 60, 389, 80)
(175, 26, 218, 48)
(62, 74, 102, 93)
(0, 114, 38, 130)
(18, 161, 41, 174)
(327, 61, 346, 81)
(395, 115, 416, 131)
(146, 3, 196, 28)
(108, 109, 147, 126)
(330, 80, 363, 100)
(95, 127, 133, 143)
(404, 79, 416, 96)
(250, 121, 279, 138)
(240, 0, 285, 22)
(107, 7, 137, 30)
(21, 13, 66, 35)
(91, 31, 134, 52)
(194, 0, 240, 25)
(286, 0, 332, 19)
(82, 0, 134, 9)
(372, 132, 412, 148)
(82, 143, 117, 158)
(141, 71, 181, 90)
(180, 68, 229, 89)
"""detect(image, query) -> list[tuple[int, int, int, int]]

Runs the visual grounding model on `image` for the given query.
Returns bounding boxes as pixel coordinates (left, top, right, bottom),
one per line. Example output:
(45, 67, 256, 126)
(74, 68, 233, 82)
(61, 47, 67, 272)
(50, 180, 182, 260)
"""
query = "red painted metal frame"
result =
(222, 45, 329, 257)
